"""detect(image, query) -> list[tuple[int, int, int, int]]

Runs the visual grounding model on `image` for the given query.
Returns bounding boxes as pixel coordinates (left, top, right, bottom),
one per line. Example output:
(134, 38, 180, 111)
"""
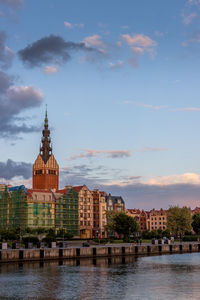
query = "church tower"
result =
(32, 109, 59, 190)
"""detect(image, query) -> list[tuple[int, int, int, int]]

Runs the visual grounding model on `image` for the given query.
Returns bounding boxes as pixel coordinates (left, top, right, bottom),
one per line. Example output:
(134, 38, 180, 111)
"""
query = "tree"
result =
(192, 213, 200, 234)
(106, 212, 139, 240)
(167, 206, 192, 238)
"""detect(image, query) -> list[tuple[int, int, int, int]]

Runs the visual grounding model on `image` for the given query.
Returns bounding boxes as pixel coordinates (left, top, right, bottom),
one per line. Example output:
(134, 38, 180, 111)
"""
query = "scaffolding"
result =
(55, 188, 79, 236)
(0, 185, 28, 231)
(0, 185, 80, 235)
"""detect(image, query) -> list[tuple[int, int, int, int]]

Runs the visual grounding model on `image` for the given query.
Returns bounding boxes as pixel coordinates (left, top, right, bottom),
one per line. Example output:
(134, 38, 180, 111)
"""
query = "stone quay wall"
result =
(0, 243, 199, 263)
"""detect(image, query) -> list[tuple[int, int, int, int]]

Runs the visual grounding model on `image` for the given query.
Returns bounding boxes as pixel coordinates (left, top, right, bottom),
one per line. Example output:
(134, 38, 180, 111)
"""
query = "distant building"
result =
(27, 189, 56, 229)
(74, 185, 93, 239)
(106, 194, 125, 212)
(32, 110, 59, 191)
(126, 209, 148, 231)
(92, 189, 107, 238)
(149, 209, 167, 231)
(55, 187, 79, 237)
(0, 185, 28, 231)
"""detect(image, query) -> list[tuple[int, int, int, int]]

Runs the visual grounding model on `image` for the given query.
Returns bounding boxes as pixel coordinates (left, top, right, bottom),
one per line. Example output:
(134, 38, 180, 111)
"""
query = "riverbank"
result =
(0, 242, 199, 263)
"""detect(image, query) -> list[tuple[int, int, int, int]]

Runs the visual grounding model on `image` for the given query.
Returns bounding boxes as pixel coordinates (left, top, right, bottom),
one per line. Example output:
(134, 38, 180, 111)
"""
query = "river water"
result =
(0, 253, 200, 299)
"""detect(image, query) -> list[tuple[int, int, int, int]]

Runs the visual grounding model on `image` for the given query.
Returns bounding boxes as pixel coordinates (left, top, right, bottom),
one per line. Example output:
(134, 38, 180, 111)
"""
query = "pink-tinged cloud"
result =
(70, 149, 132, 160)
(182, 12, 197, 25)
(43, 65, 59, 74)
(7, 86, 43, 105)
(83, 35, 105, 48)
(146, 173, 200, 186)
(188, 0, 200, 6)
(121, 33, 157, 64)
(101, 173, 200, 209)
(131, 47, 144, 55)
(121, 34, 157, 48)
(175, 107, 200, 112)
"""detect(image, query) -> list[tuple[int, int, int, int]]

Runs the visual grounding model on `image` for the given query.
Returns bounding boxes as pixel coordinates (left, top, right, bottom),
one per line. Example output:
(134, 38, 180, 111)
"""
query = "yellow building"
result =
(73, 185, 93, 239)
(149, 209, 167, 231)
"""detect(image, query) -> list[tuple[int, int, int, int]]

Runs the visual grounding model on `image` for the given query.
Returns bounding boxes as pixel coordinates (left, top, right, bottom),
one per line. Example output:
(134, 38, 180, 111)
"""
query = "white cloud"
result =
(136, 102, 168, 111)
(64, 21, 84, 29)
(121, 25, 129, 29)
(43, 65, 59, 74)
(139, 146, 167, 152)
(154, 31, 164, 37)
(122, 100, 133, 104)
(108, 60, 123, 69)
(135, 102, 200, 113)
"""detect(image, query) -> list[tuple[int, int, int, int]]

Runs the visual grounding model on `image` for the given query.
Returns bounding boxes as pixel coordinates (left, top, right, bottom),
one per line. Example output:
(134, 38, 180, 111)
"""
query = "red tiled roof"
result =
(73, 186, 83, 192)
(57, 189, 67, 194)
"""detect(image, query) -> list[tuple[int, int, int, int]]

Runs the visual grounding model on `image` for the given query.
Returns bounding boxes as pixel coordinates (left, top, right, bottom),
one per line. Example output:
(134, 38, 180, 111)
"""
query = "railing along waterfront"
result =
(0, 243, 199, 263)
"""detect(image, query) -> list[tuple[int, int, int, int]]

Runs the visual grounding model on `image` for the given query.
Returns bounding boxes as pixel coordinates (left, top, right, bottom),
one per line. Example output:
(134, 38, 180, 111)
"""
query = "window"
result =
(80, 221, 83, 226)
(43, 195, 45, 201)
(88, 221, 90, 226)
(80, 213, 83, 218)
(88, 205, 90, 210)
(35, 194, 37, 200)
(49, 195, 51, 201)
(88, 213, 90, 218)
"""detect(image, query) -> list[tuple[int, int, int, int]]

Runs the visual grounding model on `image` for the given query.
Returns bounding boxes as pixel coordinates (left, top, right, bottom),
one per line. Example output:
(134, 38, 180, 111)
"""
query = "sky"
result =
(1, 0, 200, 209)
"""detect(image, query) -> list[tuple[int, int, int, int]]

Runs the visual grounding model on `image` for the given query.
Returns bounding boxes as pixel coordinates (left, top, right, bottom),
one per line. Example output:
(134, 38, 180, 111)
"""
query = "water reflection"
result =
(0, 254, 199, 299)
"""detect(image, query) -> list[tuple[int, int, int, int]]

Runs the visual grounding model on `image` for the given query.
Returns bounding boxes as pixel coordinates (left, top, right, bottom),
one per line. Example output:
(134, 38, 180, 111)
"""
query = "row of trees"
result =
(105, 207, 200, 240)
(0, 228, 73, 242)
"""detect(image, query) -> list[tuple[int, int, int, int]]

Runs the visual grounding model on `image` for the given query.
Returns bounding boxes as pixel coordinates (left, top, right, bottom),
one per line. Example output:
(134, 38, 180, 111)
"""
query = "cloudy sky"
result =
(1, 0, 200, 209)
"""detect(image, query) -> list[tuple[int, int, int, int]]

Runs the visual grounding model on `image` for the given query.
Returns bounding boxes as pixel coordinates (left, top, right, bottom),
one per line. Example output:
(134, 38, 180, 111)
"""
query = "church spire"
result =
(40, 107, 52, 163)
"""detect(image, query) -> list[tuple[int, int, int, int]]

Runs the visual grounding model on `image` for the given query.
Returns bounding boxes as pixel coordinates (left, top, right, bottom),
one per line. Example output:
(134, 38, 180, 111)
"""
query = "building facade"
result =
(55, 187, 79, 237)
(149, 209, 167, 231)
(106, 194, 125, 212)
(92, 190, 107, 238)
(75, 185, 93, 239)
